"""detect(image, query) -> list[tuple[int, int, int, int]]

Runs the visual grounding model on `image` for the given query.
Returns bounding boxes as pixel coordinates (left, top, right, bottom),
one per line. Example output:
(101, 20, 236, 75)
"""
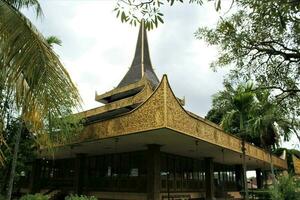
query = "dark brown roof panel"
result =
(117, 21, 159, 88)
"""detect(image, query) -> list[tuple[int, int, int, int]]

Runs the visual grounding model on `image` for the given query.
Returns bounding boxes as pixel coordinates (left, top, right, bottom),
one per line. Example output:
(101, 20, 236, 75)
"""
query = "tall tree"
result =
(207, 82, 295, 186)
(0, 118, 35, 195)
(196, 0, 299, 90)
(206, 82, 259, 144)
(0, 1, 82, 199)
(196, 0, 300, 136)
(0, 0, 81, 163)
(248, 90, 293, 183)
(218, 83, 255, 200)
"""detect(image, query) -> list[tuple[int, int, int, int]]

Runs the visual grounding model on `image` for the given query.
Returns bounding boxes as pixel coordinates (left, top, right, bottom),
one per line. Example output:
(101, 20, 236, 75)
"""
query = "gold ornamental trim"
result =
(162, 75, 287, 169)
(78, 81, 153, 118)
(75, 75, 287, 169)
(95, 77, 148, 102)
(293, 155, 300, 174)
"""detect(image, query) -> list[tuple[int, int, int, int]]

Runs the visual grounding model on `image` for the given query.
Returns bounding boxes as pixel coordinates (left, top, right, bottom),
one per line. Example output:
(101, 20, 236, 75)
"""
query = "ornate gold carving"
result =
(74, 75, 287, 169)
(95, 78, 148, 102)
(161, 75, 287, 169)
(77, 78, 165, 143)
(292, 155, 300, 174)
(79, 81, 153, 118)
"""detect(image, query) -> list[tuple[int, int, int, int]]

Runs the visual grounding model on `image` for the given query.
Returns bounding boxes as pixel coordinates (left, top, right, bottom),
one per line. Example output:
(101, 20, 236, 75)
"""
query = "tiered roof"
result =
(50, 21, 287, 170)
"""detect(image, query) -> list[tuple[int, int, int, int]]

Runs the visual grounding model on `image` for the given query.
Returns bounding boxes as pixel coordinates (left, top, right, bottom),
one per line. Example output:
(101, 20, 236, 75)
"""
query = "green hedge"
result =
(65, 195, 97, 200)
(19, 194, 49, 200)
(269, 175, 300, 200)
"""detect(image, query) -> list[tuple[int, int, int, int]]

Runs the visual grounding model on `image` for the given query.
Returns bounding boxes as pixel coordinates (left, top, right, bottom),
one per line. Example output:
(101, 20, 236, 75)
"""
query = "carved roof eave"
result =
(95, 76, 149, 103)
(74, 75, 288, 170)
(78, 80, 153, 119)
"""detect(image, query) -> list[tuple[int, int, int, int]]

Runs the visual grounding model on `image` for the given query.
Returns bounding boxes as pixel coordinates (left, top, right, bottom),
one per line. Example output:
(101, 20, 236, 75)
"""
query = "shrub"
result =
(269, 175, 300, 200)
(65, 194, 97, 200)
(19, 194, 49, 200)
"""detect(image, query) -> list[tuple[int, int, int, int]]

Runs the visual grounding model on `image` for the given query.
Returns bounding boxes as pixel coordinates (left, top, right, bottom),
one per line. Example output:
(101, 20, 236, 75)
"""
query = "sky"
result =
(22, 0, 298, 150)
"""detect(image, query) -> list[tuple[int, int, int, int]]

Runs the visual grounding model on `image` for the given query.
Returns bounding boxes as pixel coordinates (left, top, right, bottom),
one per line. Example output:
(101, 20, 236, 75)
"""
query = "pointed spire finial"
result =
(141, 19, 145, 77)
(117, 19, 159, 88)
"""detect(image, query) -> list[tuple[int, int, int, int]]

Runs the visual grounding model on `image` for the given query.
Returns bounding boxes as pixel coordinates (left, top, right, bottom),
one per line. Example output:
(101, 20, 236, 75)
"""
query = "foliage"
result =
(113, 0, 215, 29)
(269, 174, 300, 200)
(1, 1, 82, 199)
(19, 194, 49, 200)
(220, 82, 255, 137)
(46, 35, 62, 48)
(206, 81, 295, 148)
(206, 82, 255, 137)
(196, 0, 300, 136)
(0, 119, 35, 194)
(65, 194, 97, 200)
(0, 0, 82, 163)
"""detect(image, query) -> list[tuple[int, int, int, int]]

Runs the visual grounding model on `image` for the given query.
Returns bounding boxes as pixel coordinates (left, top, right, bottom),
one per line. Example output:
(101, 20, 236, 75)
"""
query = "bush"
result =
(65, 195, 97, 200)
(19, 194, 49, 200)
(269, 175, 300, 200)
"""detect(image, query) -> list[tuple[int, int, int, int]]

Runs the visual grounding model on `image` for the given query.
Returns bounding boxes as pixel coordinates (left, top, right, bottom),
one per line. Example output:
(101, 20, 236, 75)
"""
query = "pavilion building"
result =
(29, 21, 287, 200)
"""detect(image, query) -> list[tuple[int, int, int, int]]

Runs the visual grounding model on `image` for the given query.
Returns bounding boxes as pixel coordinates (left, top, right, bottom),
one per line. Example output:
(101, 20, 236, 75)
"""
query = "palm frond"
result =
(0, 1, 81, 134)
(46, 35, 62, 47)
(221, 110, 238, 132)
(4, 0, 43, 17)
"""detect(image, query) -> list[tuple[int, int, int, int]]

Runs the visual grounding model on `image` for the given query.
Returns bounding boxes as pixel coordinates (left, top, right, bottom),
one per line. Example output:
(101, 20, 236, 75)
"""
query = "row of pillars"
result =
(30, 144, 264, 200)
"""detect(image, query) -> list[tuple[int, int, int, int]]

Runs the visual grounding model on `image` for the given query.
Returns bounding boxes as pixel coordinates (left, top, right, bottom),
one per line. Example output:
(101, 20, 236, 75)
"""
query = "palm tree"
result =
(221, 83, 256, 200)
(248, 90, 293, 184)
(0, 0, 81, 162)
(5, 35, 71, 200)
(1, 1, 81, 199)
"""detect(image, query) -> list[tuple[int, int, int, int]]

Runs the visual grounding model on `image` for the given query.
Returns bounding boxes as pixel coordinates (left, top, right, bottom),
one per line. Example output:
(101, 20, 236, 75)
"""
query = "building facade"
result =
(29, 21, 287, 200)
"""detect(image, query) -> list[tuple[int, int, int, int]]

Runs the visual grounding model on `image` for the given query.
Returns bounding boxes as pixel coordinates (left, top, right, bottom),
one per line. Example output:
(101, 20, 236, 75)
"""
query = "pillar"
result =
(204, 157, 214, 200)
(262, 170, 268, 188)
(147, 144, 161, 200)
(74, 154, 86, 195)
(235, 164, 243, 191)
(29, 159, 42, 193)
(256, 169, 263, 189)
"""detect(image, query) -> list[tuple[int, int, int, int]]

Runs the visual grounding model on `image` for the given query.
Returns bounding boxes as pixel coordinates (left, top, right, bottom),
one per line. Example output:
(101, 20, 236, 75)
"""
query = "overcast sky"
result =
(22, 0, 298, 149)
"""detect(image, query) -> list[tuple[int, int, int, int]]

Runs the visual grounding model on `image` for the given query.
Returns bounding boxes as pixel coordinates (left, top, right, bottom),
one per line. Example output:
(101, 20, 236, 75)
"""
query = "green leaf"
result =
(157, 15, 164, 24)
(121, 11, 126, 22)
(215, 0, 221, 11)
(171, 0, 175, 6)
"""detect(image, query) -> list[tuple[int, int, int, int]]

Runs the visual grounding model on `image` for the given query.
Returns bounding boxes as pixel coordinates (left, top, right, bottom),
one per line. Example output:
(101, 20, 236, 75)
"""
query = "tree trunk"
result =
(242, 139, 249, 200)
(268, 148, 276, 185)
(6, 121, 23, 200)
(0, 164, 10, 194)
(240, 114, 249, 200)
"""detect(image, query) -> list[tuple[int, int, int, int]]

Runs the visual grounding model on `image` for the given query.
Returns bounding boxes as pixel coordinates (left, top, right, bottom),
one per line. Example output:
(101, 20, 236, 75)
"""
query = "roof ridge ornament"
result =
(141, 19, 145, 78)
